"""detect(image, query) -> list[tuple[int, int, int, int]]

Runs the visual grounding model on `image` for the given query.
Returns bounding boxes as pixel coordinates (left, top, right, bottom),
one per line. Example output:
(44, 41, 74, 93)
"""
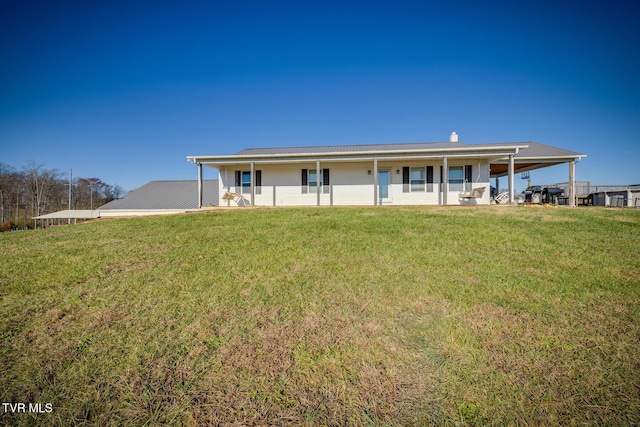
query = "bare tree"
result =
(110, 184, 125, 201)
(0, 163, 16, 225)
(1, 161, 121, 231)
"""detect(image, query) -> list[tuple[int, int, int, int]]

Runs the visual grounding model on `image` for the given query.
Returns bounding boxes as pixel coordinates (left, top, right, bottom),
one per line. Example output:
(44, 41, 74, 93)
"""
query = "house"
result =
(187, 133, 585, 207)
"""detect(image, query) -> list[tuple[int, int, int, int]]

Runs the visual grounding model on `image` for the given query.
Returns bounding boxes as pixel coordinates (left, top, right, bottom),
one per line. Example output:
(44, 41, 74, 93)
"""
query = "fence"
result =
(542, 182, 640, 207)
(547, 181, 591, 196)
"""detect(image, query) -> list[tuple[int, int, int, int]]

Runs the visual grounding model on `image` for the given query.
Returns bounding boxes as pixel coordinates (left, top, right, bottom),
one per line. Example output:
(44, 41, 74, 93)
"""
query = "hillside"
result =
(1, 206, 639, 425)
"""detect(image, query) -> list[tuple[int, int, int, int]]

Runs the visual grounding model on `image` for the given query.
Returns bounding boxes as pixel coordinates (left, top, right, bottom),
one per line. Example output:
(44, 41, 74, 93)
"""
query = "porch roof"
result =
(489, 142, 586, 177)
(187, 140, 585, 176)
(187, 141, 530, 166)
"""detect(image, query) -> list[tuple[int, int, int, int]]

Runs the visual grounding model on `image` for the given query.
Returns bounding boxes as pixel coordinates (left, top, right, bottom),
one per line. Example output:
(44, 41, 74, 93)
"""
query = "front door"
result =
(378, 170, 390, 203)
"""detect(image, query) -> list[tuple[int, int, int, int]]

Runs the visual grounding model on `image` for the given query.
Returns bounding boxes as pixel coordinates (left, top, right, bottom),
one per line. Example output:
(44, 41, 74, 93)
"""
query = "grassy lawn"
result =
(1, 206, 639, 426)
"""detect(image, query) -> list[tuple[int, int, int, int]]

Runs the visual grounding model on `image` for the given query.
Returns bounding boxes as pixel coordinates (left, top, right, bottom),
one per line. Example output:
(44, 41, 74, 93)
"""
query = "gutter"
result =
(187, 144, 529, 164)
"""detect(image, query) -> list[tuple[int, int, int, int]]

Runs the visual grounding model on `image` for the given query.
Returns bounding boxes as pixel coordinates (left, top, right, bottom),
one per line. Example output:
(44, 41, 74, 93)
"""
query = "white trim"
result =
(187, 145, 528, 166)
(187, 144, 529, 162)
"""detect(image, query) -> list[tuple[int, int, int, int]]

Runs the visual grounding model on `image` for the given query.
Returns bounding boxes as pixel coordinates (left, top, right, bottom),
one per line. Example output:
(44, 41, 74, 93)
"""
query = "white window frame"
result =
(241, 171, 251, 194)
(308, 169, 322, 194)
(410, 167, 425, 192)
(449, 166, 464, 191)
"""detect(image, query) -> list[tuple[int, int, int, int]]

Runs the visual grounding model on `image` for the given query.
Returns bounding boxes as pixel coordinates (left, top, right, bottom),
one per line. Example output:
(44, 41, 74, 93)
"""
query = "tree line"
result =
(0, 162, 125, 231)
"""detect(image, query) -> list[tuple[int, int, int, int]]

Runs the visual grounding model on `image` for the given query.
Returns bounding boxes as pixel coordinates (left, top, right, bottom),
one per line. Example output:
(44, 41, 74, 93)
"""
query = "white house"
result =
(187, 133, 585, 207)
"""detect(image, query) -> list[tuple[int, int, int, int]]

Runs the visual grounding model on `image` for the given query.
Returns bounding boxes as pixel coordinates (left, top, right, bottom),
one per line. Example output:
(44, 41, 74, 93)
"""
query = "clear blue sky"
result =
(1, 0, 638, 193)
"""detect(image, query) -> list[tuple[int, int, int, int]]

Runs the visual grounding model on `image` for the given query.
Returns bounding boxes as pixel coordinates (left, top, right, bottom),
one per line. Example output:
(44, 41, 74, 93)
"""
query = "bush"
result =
(1, 220, 29, 231)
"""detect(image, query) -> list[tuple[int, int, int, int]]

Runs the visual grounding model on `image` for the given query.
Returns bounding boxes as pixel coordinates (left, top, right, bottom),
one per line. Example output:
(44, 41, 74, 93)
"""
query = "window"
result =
(302, 168, 330, 194)
(411, 167, 425, 192)
(241, 171, 251, 194)
(449, 166, 464, 191)
(234, 170, 261, 194)
(309, 169, 319, 193)
(403, 166, 434, 192)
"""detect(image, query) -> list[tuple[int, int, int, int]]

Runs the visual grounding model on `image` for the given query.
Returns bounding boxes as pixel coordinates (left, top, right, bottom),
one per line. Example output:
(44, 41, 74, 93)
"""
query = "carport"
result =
(490, 142, 586, 206)
(33, 210, 99, 228)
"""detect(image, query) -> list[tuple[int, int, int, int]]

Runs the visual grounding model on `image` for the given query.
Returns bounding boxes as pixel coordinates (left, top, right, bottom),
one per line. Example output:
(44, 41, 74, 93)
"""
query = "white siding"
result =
(446, 160, 491, 206)
(382, 161, 439, 206)
(217, 160, 491, 206)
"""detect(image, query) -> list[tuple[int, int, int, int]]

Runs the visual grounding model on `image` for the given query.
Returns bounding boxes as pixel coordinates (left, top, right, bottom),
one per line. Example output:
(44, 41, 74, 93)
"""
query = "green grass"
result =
(1, 206, 639, 426)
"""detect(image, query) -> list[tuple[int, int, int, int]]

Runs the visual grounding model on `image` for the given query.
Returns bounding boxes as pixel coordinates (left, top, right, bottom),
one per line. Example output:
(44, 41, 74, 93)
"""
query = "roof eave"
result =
(187, 144, 528, 165)
(493, 154, 587, 164)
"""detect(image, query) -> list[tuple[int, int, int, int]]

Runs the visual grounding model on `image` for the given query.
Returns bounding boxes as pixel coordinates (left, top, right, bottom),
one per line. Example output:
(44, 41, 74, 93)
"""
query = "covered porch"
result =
(490, 141, 586, 206)
(187, 140, 585, 208)
(189, 148, 525, 207)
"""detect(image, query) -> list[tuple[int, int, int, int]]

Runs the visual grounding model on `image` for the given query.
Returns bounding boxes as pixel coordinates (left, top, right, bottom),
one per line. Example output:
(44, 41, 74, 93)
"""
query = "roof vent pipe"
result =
(449, 131, 458, 142)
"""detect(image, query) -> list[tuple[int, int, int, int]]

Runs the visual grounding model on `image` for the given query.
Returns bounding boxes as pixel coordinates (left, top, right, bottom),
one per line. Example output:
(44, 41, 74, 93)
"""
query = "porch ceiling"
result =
(490, 161, 566, 178)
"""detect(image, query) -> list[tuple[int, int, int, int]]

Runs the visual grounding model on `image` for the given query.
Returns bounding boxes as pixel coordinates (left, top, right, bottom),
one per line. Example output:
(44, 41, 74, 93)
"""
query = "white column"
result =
(373, 159, 378, 206)
(569, 160, 576, 207)
(442, 157, 448, 205)
(250, 162, 255, 206)
(316, 160, 321, 206)
(197, 163, 203, 209)
(508, 154, 515, 204)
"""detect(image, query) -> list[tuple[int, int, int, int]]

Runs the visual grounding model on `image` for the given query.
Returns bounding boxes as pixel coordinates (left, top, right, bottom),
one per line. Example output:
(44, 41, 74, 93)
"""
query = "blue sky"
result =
(1, 0, 638, 193)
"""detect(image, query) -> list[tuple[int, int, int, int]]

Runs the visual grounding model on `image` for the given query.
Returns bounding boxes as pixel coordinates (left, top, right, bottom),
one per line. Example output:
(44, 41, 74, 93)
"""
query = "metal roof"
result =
(487, 141, 584, 160)
(98, 180, 218, 210)
(187, 141, 585, 179)
(188, 141, 537, 166)
(519, 142, 584, 159)
(234, 141, 469, 155)
(233, 141, 585, 158)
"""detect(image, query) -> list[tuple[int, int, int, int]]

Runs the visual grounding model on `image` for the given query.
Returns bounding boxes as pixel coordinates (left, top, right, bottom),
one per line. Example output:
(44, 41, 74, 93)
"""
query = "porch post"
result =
(442, 157, 448, 205)
(316, 160, 321, 206)
(197, 163, 203, 209)
(508, 154, 515, 204)
(569, 160, 575, 207)
(250, 162, 255, 206)
(373, 159, 378, 206)
(495, 177, 499, 195)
